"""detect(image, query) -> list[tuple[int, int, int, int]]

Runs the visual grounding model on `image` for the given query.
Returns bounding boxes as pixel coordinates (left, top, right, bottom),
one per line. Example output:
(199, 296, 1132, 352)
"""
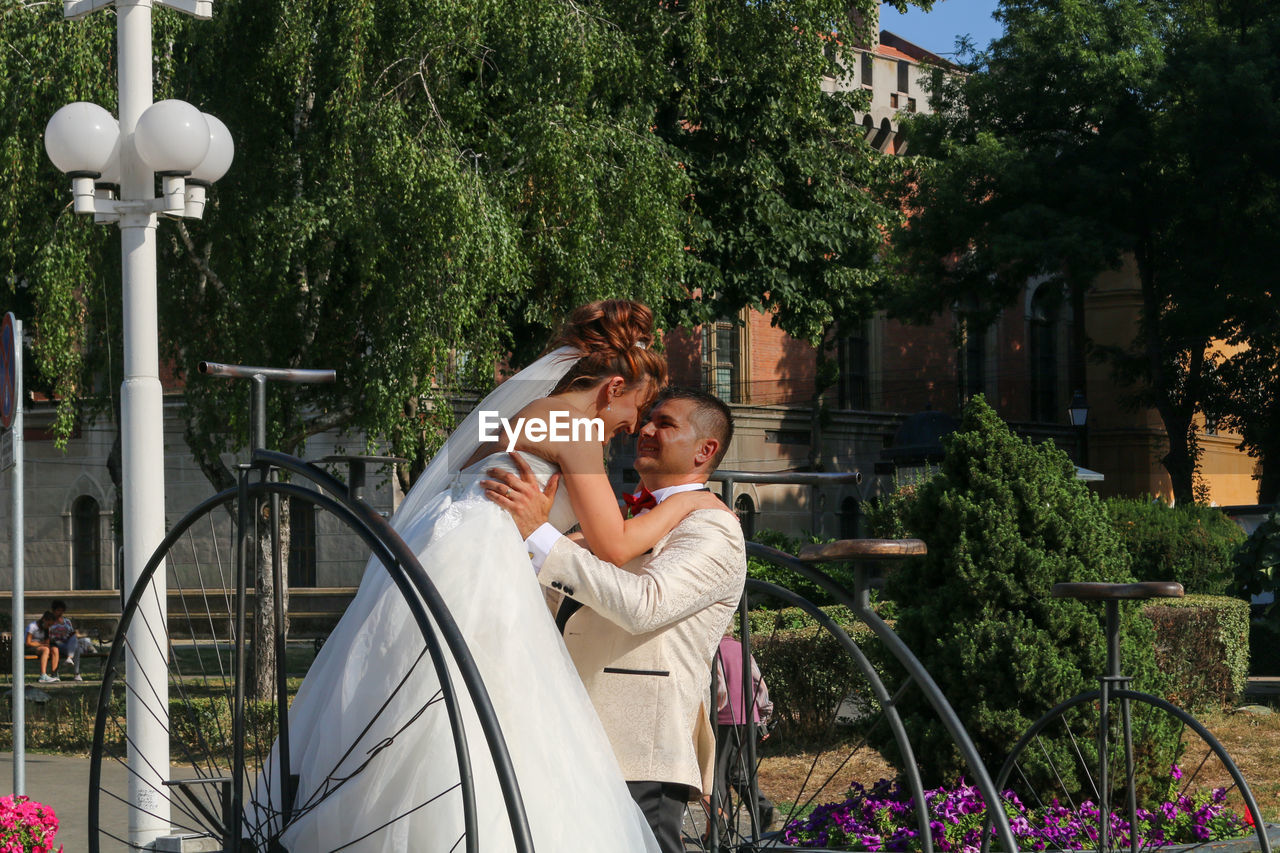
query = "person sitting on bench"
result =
(25, 612, 60, 684)
(49, 600, 81, 682)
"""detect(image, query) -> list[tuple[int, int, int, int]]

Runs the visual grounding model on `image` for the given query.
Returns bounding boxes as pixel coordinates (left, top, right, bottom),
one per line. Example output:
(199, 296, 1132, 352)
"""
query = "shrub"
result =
(1143, 595, 1250, 711)
(1232, 508, 1280, 618)
(1106, 498, 1243, 594)
(869, 396, 1169, 788)
(737, 605, 890, 745)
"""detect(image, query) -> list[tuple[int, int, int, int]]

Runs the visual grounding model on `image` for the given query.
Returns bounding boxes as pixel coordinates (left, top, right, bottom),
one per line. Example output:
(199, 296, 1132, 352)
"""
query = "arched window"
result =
(1029, 287, 1061, 422)
(875, 117, 894, 152)
(734, 494, 756, 540)
(72, 496, 101, 590)
(840, 497, 862, 540)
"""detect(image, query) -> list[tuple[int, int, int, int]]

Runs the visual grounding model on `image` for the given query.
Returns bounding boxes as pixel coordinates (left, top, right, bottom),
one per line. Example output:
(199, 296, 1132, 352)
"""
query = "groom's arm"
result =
(535, 511, 746, 635)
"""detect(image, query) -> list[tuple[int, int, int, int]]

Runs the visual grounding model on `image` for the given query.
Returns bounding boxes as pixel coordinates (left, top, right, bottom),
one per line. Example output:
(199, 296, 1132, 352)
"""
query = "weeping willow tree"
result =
(2, 0, 693, 487)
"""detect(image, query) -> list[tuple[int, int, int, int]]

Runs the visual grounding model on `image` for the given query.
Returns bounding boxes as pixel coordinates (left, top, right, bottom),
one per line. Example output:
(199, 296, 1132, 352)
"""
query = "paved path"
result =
(0, 750, 127, 851)
(1, 747, 722, 852)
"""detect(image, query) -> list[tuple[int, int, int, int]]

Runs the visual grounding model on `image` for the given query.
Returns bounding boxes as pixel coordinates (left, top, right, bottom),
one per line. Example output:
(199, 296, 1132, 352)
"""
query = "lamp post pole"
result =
(117, 2, 170, 843)
(47, 2, 229, 845)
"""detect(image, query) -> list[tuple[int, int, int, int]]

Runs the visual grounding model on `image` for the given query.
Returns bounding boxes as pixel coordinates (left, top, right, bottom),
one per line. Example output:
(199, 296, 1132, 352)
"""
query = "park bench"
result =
(0, 619, 117, 679)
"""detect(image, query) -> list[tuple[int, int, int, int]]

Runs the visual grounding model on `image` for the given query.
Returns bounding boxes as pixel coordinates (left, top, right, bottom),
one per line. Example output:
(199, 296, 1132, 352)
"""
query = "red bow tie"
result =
(623, 487, 658, 514)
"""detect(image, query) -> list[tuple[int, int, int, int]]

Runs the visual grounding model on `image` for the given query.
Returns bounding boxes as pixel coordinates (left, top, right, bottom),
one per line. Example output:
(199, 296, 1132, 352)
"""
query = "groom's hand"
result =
(483, 452, 560, 540)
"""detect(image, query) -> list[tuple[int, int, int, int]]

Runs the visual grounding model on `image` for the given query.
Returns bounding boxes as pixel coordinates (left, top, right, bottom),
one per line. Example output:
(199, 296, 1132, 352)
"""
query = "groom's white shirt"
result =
(523, 482, 708, 571)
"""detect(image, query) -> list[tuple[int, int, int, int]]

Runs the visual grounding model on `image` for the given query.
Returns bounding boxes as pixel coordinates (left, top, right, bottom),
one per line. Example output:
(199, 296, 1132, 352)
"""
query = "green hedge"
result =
(737, 605, 891, 745)
(1106, 498, 1243, 595)
(1143, 595, 1250, 711)
(739, 595, 1247, 761)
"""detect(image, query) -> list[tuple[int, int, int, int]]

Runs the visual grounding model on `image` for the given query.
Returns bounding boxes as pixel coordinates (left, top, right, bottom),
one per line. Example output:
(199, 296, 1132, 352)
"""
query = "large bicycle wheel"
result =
(986, 689, 1272, 853)
(684, 578, 934, 853)
(88, 465, 525, 853)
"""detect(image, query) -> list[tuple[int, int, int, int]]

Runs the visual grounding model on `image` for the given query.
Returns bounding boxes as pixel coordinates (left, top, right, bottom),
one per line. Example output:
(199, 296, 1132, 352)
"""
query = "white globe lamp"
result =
(134, 99, 210, 173)
(44, 101, 119, 175)
(135, 99, 210, 212)
(44, 102, 119, 214)
(185, 112, 235, 219)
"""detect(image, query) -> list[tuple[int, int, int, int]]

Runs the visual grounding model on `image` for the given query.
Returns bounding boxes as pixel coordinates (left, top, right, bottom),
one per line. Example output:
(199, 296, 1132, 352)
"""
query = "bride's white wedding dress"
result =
(258, 450, 661, 852)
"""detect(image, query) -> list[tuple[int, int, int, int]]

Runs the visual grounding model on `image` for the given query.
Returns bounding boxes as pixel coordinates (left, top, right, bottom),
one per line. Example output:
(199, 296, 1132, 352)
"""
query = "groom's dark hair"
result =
(653, 386, 734, 469)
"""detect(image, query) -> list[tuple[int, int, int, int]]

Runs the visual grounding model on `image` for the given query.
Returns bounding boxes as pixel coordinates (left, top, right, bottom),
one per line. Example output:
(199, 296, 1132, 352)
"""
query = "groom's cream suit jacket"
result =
(539, 507, 747, 799)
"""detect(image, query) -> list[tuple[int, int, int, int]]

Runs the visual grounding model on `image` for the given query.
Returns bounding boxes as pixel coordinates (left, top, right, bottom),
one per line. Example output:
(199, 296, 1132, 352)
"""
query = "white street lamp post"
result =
(45, 0, 232, 846)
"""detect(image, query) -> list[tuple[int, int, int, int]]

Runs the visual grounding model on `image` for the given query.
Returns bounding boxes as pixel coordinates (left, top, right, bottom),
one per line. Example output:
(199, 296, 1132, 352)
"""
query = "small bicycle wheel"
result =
(88, 469, 520, 853)
(685, 578, 934, 853)
(987, 689, 1272, 853)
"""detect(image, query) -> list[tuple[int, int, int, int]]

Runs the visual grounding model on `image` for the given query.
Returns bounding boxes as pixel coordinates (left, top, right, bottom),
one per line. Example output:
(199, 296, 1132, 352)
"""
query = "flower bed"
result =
(782, 770, 1251, 851)
(0, 795, 62, 853)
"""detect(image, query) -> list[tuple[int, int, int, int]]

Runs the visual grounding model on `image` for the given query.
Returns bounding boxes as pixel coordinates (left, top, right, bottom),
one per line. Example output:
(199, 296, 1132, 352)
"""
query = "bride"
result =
(257, 301, 722, 852)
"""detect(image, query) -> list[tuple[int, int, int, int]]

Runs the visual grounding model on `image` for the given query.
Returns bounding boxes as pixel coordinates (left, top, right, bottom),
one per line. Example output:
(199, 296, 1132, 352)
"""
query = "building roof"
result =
(878, 30, 959, 70)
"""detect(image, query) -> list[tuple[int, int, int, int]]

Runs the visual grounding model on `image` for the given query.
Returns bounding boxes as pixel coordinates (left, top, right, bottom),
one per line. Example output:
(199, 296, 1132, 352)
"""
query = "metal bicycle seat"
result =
(797, 537, 927, 563)
(1051, 580, 1184, 601)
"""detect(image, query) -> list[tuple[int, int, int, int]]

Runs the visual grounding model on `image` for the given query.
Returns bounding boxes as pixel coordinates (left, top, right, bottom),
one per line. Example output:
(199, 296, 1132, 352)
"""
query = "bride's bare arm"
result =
(541, 441, 724, 565)
(485, 444, 723, 565)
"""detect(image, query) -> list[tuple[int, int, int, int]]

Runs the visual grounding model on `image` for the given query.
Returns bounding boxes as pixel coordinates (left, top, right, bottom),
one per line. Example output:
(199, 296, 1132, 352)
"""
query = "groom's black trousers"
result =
(627, 781, 689, 853)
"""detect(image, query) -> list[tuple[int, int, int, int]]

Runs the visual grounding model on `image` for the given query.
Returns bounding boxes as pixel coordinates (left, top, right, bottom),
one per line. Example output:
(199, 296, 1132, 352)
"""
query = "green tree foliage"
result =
(3, 0, 924, 492)
(1105, 498, 1244, 595)
(165, 0, 698, 488)
(887, 0, 1280, 506)
(618, 0, 917, 345)
(1170, 4, 1280, 502)
(1232, 508, 1280, 618)
(869, 396, 1165, 786)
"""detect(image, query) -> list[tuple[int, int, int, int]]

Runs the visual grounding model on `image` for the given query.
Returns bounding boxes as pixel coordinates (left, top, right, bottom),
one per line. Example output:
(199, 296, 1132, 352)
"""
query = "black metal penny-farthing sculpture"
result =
(691, 538, 1023, 853)
(88, 364, 534, 852)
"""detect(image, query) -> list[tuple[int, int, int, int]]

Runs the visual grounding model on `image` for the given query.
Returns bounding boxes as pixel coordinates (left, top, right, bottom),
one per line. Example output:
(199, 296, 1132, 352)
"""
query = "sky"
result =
(878, 0, 1004, 58)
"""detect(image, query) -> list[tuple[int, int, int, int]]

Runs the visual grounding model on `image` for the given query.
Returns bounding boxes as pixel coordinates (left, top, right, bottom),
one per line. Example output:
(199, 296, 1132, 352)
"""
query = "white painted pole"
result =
(10, 318, 23, 795)
(117, 0, 170, 844)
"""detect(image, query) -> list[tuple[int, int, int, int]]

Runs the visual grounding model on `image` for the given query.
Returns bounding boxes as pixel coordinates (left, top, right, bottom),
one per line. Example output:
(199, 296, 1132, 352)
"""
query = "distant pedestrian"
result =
(25, 612, 60, 684)
(712, 633, 775, 830)
(48, 600, 81, 682)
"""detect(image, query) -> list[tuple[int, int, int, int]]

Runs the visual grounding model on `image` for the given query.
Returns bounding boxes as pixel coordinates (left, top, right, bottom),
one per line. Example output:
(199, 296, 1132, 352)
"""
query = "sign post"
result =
(2, 312, 24, 794)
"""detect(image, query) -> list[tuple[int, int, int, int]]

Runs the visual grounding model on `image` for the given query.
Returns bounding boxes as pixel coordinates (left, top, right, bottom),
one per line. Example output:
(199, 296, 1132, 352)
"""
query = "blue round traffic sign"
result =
(1, 312, 15, 429)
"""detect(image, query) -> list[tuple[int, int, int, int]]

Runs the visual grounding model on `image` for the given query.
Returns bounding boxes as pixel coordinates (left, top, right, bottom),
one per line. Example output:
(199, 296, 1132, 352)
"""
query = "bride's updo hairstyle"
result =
(550, 300, 668, 396)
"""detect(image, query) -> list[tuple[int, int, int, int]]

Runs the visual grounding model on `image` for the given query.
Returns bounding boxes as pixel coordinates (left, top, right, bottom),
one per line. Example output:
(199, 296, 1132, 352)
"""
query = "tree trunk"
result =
(250, 495, 290, 701)
(1159, 424, 1199, 507)
(1258, 453, 1280, 506)
(1135, 241, 1199, 505)
(808, 327, 838, 474)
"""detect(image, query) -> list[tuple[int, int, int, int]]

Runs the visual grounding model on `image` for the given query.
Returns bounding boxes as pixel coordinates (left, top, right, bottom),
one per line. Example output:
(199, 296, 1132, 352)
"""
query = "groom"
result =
(489, 386, 747, 853)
